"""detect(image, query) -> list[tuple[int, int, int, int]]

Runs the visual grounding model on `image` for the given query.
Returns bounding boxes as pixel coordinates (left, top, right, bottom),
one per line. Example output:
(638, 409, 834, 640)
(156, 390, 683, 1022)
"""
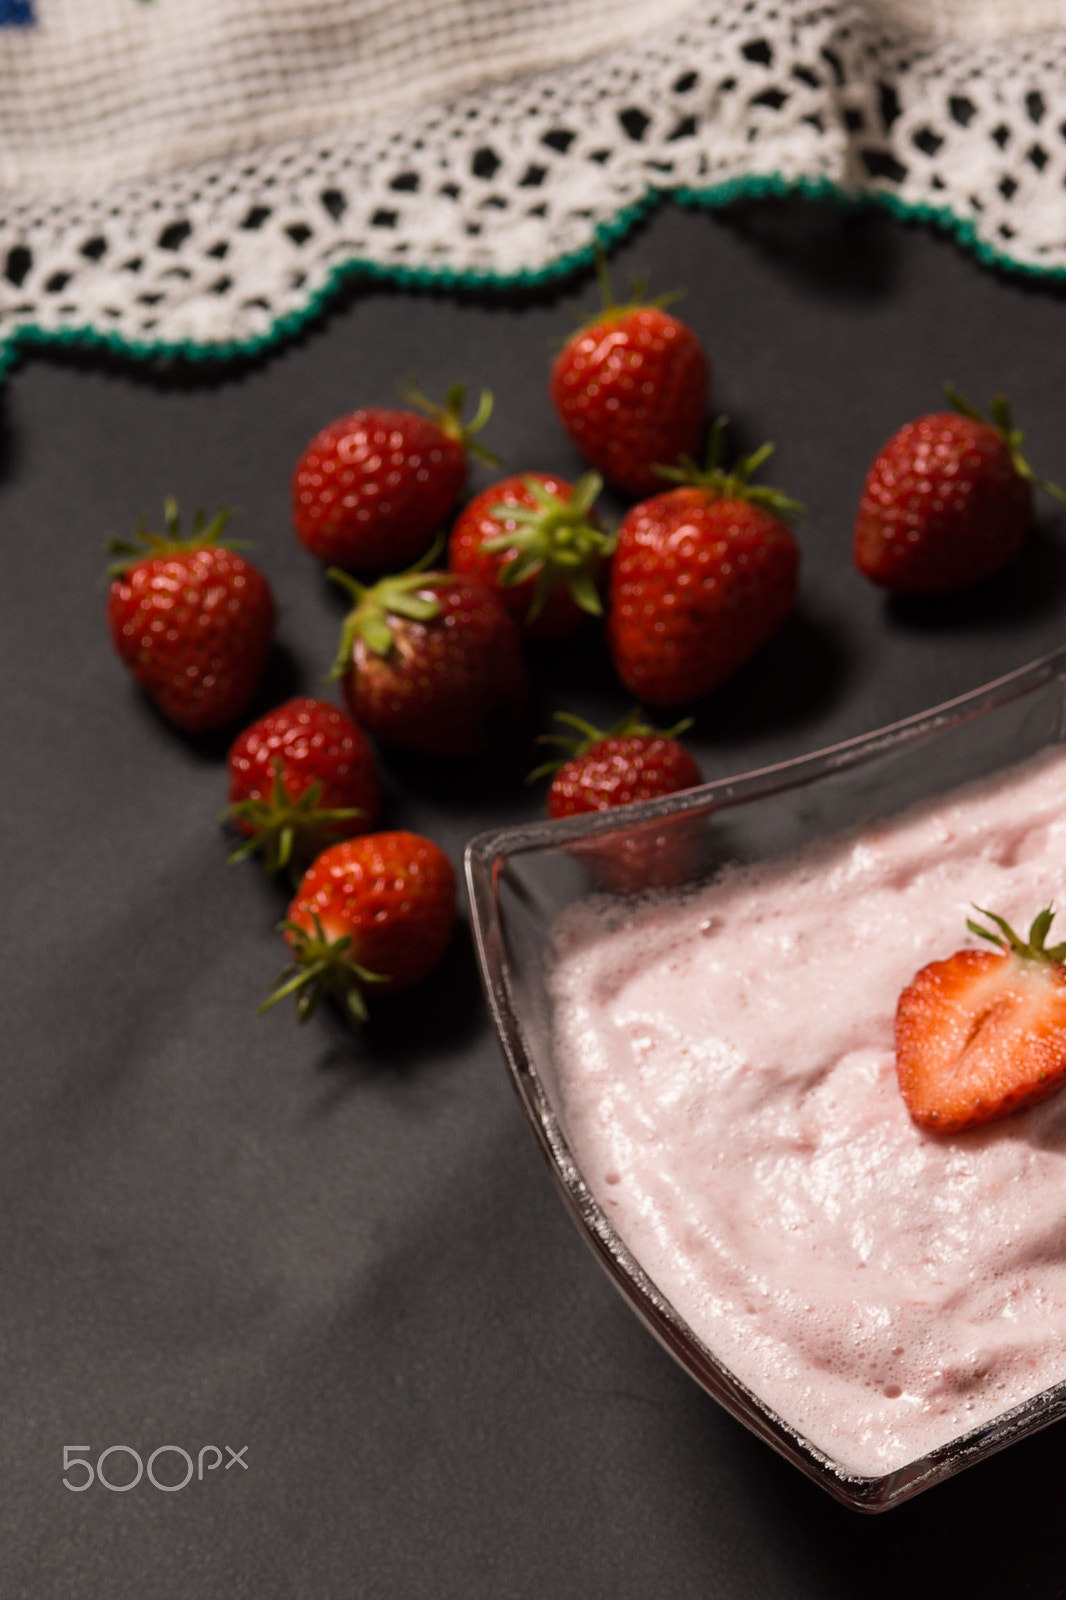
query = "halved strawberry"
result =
(895, 906, 1066, 1133)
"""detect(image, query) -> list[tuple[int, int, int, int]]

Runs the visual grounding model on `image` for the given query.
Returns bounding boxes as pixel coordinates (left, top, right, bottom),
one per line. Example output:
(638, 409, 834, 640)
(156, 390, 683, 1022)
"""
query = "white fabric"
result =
(869, 0, 1066, 38)
(3, 0, 1066, 367)
(0, 0, 698, 189)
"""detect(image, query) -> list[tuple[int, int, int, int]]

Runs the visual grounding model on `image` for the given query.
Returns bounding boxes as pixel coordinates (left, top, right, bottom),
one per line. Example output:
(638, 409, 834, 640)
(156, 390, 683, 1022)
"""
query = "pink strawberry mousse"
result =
(548, 746, 1066, 1477)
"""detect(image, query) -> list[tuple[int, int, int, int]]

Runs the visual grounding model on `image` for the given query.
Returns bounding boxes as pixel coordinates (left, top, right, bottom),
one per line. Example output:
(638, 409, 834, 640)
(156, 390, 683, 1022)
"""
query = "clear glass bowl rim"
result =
(465, 645, 1066, 1512)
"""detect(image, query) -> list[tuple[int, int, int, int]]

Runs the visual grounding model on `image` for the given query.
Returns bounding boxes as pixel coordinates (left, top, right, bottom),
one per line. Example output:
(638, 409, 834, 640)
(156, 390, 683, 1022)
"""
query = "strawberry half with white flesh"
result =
(895, 906, 1066, 1133)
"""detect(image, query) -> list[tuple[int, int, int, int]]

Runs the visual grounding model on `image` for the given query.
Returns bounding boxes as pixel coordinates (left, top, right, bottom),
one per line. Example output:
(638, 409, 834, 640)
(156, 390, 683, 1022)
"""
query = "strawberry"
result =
(896, 906, 1066, 1133)
(532, 710, 704, 893)
(606, 420, 801, 707)
(262, 831, 456, 1026)
(853, 389, 1065, 594)
(107, 500, 275, 734)
(291, 383, 495, 571)
(224, 696, 380, 879)
(532, 709, 700, 816)
(447, 471, 612, 640)
(329, 557, 527, 757)
(550, 254, 710, 497)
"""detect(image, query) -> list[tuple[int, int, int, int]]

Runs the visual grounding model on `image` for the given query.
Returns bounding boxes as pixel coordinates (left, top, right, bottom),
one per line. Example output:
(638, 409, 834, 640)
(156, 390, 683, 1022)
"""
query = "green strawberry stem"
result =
(586, 241, 681, 322)
(223, 759, 366, 883)
(527, 707, 693, 782)
(945, 385, 1066, 504)
(400, 378, 501, 467)
(653, 416, 804, 521)
(328, 540, 451, 673)
(106, 498, 245, 576)
(968, 904, 1066, 964)
(483, 472, 613, 619)
(260, 913, 390, 1027)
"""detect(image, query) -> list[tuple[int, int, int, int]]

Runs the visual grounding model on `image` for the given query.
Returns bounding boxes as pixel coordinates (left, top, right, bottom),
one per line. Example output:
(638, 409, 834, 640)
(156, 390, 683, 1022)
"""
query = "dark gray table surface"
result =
(4, 196, 1066, 1599)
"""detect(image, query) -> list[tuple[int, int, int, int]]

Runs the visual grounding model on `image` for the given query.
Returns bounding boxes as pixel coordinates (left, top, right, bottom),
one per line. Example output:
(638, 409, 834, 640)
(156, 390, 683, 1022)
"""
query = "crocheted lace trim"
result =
(3, 0, 1066, 373)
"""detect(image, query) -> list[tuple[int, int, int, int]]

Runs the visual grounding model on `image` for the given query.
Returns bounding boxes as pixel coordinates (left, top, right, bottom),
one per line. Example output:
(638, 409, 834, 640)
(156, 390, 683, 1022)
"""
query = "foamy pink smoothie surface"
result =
(548, 747, 1066, 1477)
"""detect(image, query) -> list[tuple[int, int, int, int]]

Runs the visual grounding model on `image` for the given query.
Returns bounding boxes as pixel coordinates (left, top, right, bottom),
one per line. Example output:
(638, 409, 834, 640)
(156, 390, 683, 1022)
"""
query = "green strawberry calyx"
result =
(401, 378, 501, 467)
(260, 912, 389, 1028)
(527, 708, 693, 783)
(653, 416, 804, 522)
(106, 498, 243, 577)
(968, 904, 1066, 965)
(572, 243, 683, 330)
(944, 385, 1066, 504)
(328, 541, 455, 675)
(482, 472, 613, 620)
(223, 759, 366, 883)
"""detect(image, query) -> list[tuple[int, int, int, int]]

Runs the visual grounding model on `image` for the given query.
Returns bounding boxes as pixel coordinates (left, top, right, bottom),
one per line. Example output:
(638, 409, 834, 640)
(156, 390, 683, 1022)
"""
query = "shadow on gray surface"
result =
(717, 196, 900, 302)
(712, 1401, 1066, 1598)
(698, 606, 852, 744)
(305, 917, 488, 1085)
(115, 638, 307, 764)
(886, 520, 1066, 633)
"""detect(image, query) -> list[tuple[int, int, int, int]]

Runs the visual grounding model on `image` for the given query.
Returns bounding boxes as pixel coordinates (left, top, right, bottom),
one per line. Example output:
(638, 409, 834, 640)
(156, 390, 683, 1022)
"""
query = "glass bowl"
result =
(465, 647, 1066, 1513)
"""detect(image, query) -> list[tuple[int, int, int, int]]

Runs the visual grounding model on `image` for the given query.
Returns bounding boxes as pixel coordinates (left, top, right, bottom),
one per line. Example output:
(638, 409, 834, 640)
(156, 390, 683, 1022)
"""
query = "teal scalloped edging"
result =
(0, 203, 651, 385)
(675, 171, 1066, 287)
(2, 172, 1064, 384)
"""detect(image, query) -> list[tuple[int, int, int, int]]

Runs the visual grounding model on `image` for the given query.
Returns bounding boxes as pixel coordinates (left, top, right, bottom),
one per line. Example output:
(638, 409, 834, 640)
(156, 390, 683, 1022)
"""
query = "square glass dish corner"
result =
(465, 648, 1066, 1513)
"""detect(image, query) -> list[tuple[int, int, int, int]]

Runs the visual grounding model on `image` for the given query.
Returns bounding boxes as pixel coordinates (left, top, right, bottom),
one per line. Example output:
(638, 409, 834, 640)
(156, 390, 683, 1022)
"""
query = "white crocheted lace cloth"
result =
(2, 0, 1066, 372)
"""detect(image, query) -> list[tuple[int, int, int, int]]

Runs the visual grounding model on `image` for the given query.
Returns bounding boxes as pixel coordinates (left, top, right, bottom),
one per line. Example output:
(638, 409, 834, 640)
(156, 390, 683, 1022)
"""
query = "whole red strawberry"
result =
(896, 905, 1066, 1133)
(532, 709, 703, 892)
(853, 390, 1064, 594)
(533, 709, 701, 816)
(107, 500, 275, 733)
(329, 558, 527, 757)
(262, 831, 456, 1026)
(292, 383, 495, 571)
(550, 254, 709, 498)
(607, 422, 801, 706)
(448, 471, 612, 640)
(224, 696, 380, 879)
